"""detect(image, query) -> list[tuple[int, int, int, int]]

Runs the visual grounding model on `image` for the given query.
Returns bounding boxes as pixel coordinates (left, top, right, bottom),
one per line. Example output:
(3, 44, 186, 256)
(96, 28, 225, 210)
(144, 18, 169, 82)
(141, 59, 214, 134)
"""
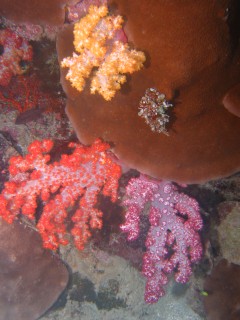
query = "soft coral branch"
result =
(61, 5, 145, 100)
(0, 139, 121, 250)
(120, 174, 203, 303)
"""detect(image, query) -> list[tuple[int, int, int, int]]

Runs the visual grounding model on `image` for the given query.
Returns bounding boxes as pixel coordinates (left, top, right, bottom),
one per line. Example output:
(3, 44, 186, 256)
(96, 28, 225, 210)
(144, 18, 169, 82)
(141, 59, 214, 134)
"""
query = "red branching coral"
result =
(0, 139, 121, 250)
(0, 74, 64, 113)
(0, 29, 33, 86)
(121, 175, 203, 303)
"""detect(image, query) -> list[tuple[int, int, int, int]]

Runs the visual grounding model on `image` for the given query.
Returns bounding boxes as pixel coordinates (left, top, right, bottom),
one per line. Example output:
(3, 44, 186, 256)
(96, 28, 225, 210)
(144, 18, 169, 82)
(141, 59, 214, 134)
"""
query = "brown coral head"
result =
(204, 259, 240, 320)
(0, 0, 72, 26)
(57, 0, 240, 183)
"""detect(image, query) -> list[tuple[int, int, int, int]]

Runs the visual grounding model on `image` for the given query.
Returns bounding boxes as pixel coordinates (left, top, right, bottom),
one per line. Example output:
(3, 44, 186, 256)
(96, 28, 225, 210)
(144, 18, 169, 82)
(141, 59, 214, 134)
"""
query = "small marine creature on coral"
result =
(138, 88, 173, 135)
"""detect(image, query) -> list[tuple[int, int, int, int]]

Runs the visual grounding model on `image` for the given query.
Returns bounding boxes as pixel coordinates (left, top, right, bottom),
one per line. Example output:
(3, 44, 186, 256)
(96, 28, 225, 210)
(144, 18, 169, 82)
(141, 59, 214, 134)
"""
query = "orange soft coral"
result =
(61, 5, 145, 100)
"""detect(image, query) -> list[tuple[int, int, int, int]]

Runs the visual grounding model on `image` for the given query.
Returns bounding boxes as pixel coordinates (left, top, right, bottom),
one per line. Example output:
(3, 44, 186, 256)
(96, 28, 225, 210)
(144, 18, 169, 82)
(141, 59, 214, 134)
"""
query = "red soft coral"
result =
(0, 139, 121, 250)
(0, 29, 32, 86)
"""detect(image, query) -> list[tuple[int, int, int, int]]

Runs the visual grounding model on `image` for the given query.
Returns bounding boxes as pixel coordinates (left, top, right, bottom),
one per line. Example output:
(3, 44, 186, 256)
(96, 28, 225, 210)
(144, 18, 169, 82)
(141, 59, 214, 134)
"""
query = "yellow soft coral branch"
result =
(61, 5, 145, 101)
(91, 41, 146, 100)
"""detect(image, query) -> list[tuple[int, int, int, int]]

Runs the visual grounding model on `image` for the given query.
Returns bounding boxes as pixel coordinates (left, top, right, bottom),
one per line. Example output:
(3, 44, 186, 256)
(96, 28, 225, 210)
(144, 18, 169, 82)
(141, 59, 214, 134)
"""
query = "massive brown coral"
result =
(57, 0, 240, 183)
(0, 219, 68, 320)
(0, 0, 76, 26)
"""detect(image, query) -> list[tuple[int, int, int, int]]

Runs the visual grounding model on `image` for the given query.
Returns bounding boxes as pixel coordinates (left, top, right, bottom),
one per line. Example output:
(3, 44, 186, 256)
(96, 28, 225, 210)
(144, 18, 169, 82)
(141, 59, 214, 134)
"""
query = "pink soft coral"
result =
(121, 174, 203, 303)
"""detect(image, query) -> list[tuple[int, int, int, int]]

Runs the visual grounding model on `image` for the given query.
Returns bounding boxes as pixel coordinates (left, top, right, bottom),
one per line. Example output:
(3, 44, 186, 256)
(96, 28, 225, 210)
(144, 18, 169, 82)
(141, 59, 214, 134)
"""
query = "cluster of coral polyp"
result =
(61, 5, 145, 100)
(0, 139, 121, 251)
(0, 28, 32, 86)
(121, 175, 203, 303)
(138, 88, 173, 134)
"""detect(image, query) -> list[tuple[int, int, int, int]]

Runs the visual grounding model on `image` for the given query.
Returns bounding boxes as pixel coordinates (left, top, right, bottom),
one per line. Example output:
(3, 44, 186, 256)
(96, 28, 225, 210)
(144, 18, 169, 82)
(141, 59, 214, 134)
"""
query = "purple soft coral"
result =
(120, 174, 203, 303)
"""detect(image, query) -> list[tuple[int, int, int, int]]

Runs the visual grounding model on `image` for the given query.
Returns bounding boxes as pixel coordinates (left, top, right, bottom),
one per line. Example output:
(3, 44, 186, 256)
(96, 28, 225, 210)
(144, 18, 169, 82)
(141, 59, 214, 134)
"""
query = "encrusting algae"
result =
(61, 5, 146, 101)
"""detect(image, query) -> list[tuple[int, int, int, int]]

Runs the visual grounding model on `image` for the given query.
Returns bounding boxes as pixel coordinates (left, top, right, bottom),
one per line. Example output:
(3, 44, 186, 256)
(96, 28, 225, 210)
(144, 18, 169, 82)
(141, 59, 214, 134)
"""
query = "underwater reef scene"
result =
(0, 0, 239, 319)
